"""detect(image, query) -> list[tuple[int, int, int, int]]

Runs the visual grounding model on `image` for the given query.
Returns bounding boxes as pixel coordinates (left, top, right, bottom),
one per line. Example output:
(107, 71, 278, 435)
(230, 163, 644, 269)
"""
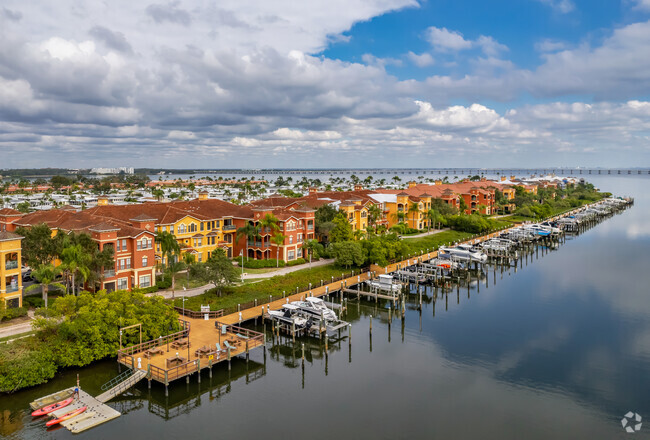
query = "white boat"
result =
(268, 304, 311, 328)
(365, 274, 402, 292)
(290, 297, 337, 322)
(439, 245, 487, 263)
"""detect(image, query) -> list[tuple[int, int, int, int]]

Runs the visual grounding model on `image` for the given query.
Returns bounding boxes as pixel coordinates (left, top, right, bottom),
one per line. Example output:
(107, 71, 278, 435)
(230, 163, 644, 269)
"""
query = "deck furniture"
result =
(194, 345, 212, 358)
(171, 339, 190, 349)
(144, 347, 164, 359)
(166, 355, 187, 367)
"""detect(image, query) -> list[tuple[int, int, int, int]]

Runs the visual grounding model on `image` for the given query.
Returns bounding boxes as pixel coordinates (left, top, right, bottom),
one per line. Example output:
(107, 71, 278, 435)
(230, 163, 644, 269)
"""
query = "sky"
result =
(1, 0, 650, 169)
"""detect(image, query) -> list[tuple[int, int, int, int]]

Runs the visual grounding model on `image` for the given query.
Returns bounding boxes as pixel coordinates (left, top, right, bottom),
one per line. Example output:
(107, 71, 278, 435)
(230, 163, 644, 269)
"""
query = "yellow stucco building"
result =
(0, 231, 23, 308)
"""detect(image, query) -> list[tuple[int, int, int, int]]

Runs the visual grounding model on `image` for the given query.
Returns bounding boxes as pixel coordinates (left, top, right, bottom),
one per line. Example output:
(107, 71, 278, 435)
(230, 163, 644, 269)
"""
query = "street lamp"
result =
(181, 296, 188, 317)
(240, 250, 244, 282)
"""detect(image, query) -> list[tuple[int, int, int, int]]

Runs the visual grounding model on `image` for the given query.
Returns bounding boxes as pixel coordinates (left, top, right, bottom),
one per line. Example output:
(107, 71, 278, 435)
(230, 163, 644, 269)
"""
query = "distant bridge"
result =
(157, 168, 650, 177)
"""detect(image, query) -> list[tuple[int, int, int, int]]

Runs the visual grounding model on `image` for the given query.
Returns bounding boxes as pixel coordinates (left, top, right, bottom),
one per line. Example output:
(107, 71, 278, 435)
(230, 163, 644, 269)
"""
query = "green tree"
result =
(330, 241, 365, 268)
(330, 213, 354, 242)
(60, 244, 92, 295)
(183, 253, 196, 284)
(24, 263, 65, 309)
(236, 223, 259, 261)
(367, 204, 382, 232)
(155, 231, 181, 269)
(192, 250, 239, 296)
(16, 201, 31, 213)
(271, 233, 286, 267)
(408, 201, 420, 229)
(302, 239, 324, 261)
(16, 224, 61, 267)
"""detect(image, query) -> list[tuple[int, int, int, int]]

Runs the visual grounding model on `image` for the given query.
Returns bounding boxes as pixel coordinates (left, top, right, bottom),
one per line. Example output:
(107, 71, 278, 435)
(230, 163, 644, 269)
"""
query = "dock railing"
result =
(117, 319, 190, 368)
(214, 322, 265, 348)
(174, 307, 224, 319)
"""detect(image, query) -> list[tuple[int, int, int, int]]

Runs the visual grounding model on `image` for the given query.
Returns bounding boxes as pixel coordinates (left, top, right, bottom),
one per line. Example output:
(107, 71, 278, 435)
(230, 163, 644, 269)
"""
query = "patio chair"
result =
(223, 341, 235, 351)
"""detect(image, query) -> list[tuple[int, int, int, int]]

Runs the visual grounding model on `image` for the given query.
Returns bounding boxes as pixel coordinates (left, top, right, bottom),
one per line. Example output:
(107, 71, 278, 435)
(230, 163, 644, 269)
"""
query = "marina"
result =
(13, 184, 641, 438)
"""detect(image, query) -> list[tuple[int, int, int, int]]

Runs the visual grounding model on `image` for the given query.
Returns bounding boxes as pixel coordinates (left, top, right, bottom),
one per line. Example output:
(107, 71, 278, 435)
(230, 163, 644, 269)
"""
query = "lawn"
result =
(170, 263, 357, 313)
(0, 330, 36, 343)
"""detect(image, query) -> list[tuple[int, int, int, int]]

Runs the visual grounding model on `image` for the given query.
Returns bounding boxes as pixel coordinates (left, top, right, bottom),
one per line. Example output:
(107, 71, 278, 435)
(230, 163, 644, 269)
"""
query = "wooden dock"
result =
(30, 388, 121, 434)
(117, 317, 265, 395)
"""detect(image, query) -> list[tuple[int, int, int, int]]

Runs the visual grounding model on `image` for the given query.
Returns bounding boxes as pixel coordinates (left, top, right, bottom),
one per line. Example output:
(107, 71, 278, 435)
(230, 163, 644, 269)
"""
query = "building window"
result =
(137, 240, 142, 250)
(142, 256, 148, 267)
(289, 236, 293, 244)
(170, 225, 174, 234)
(178, 224, 186, 234)
(297, 233, 303, 243)
(198, 238, 202, 247)
(116, 240, 120, 251)
(139, 275, 151, 288)
(117, 278, 128, 290)
(198, 254, 202, 262)
(288, 250, 295, 260)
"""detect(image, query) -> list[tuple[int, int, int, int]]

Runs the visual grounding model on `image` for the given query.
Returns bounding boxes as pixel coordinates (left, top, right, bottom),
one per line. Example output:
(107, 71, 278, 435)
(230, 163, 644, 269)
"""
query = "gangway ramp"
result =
(95, 369, 147, 403)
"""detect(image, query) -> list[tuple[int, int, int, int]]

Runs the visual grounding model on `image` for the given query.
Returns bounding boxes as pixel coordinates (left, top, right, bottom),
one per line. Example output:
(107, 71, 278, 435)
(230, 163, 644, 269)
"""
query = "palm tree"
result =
(236, 223, 260, 261)
(152, 188, 164, 201)
(271, 233, 286, 267)
(425, 209, 443, 232)
(259, 213, 280, 235)
(367, 204, 382, 232)
(183, 253, 195, 285)
(408, 201, 420, 229)
(24, 263, 64, 309)
(156, 231, 181, 269)
(60, 244, 92, 295)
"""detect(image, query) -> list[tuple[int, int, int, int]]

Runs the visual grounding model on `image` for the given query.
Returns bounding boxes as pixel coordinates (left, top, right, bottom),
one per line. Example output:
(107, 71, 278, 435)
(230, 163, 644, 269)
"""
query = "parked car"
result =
(22, 269, 33, 282)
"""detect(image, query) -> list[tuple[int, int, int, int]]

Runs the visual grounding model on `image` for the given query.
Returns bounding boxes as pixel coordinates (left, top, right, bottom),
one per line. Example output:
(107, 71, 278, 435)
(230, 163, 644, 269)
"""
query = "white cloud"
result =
(535, 39, 568, 52)
(426, 26, 472, 51)
(630, 0, 650, 10)
(407, 51, 434, 67)
(536, 0, 575, 13)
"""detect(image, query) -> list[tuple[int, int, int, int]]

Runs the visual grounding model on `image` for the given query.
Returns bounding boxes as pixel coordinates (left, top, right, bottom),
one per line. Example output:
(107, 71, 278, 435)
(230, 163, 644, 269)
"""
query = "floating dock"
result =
(30, 387, 121, 434)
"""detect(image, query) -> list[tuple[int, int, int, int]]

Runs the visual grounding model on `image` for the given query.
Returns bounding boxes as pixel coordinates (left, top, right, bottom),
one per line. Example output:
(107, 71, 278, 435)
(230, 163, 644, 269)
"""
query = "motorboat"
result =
(365, 274, 402, 292)
(267, 304, 311, 328)
(439, 245, 488, 263)
(290, 297, 337, 322)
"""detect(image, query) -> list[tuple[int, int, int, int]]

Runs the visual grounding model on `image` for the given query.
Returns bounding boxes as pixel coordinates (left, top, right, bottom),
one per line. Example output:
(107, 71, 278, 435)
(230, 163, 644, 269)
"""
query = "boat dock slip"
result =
(117, 317, 265, 393)
(30, 388, 121, 434)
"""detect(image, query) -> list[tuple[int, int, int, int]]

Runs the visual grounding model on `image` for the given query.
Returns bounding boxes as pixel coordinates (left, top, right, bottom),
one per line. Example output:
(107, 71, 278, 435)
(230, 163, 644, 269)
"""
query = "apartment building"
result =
(0, 231, 23, 308)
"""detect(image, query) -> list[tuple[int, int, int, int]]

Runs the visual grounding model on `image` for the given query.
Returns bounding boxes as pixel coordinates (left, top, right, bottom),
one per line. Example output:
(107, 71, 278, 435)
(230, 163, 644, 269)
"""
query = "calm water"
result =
(2, 175, 649, 439)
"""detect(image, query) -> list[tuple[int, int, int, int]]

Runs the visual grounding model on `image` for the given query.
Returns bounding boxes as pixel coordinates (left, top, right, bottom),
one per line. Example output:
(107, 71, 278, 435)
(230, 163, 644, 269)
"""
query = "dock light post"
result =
(182, 296, 188, 317)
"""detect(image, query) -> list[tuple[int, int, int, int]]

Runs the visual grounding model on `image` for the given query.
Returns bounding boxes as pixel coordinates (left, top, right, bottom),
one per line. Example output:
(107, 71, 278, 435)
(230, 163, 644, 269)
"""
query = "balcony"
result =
(247, 241, 263, 248)
(103, 269, 116, 278)
(6, 285, 19, 293)
(307, 224, 314, 230)
(223, 224, 236, 231)
(4, 260, 18, 270)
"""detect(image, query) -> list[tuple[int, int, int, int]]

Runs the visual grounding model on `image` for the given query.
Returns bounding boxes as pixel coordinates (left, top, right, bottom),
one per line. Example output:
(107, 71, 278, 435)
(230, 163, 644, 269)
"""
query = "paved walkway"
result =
(150, 258, 336, 300)
(0, 310, 36, 339)
(401, 228, 447, 239)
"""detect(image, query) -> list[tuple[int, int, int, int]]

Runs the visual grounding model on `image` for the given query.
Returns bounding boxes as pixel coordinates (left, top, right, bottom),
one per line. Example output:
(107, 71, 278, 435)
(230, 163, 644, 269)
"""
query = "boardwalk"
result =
(217, 206, 588, 326)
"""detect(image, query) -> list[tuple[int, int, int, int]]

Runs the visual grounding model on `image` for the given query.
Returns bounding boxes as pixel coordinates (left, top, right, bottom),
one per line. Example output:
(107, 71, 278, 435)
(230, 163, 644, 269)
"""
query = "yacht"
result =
(290, 297, 337, 322)
(365, 274, 402, 292)
(439, 245, 488, 263)
(268, 304, 312, 328)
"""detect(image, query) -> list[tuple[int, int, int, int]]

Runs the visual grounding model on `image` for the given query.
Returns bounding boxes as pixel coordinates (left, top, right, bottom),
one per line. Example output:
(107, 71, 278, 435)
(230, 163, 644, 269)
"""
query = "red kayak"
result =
(31, 398, 74, 417)
(45, 406, 87, 427)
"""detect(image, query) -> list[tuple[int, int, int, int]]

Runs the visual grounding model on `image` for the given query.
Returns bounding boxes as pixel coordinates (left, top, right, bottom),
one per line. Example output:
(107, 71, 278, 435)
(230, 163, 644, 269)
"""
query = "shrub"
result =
(241, 259, 286, 268)
(287, 258, 306, 267)
(0, 307, 28, 322)
(131, 286, 159, 295)
(24, 296, 45, 309)
(156, 273, 172, 289)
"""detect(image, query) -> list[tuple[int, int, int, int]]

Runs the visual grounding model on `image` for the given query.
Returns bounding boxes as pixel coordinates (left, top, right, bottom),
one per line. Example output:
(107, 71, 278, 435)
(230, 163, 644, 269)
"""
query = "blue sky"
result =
(0, 0, 649, 168)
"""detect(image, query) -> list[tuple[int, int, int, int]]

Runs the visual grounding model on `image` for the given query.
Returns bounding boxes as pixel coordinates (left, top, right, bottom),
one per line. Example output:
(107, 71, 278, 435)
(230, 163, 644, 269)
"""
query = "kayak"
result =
(31, 398, 74, 417)
(45, 406, 87, 427)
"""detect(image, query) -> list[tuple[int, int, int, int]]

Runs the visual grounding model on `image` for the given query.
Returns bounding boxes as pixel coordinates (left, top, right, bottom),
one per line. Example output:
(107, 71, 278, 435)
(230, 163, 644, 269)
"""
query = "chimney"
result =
(198, 191, 209, 201)
(480, 177, 486, 181)
(408, 181, 416, 188)
(510, 175, 516, 181)
(97, 196, 110, 206)
(500, 176, 506, 182)
(309, 187, 318, 194)
(434, 179, 442, 185)
(354, 184, 363, 191)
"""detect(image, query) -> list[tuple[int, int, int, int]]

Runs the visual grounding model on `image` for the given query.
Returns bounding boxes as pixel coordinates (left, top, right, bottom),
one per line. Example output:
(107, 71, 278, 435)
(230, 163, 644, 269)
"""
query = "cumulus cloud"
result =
(407, 51, 434, 67)
(426, 27, 472, 51)
(89, 26, 133, 54)
(0, 0, 649, 167)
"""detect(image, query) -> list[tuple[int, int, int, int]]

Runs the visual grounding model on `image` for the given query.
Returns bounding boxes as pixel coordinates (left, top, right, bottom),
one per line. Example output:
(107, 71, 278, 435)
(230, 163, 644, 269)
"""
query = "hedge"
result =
(0, 307, 28, 322)
(241, 258, 286, 268)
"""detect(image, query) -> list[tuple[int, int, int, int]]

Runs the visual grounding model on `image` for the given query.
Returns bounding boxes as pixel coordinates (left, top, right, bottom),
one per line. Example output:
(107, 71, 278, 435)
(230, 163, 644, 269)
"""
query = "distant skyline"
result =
(1, 0, 650, 168)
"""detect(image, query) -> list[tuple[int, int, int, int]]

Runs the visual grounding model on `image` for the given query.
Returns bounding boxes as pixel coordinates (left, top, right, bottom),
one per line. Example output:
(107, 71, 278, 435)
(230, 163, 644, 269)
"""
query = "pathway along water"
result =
(1, 174, 649, 440)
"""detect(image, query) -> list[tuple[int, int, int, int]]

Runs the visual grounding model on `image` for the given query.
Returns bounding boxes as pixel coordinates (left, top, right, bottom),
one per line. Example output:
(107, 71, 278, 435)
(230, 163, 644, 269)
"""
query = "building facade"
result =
(0, 232, 23, 308)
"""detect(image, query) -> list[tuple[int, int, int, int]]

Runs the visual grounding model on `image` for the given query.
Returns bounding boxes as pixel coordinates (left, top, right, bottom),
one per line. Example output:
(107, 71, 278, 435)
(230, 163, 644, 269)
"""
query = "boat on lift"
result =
(267, 304, 311, 328)
(290, 297, 337, 322)
(439, 245, 487, 263)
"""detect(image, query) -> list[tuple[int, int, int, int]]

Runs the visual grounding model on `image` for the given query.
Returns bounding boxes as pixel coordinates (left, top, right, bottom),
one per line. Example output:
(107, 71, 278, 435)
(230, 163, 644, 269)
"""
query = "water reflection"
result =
(3, 176, 649, 440)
